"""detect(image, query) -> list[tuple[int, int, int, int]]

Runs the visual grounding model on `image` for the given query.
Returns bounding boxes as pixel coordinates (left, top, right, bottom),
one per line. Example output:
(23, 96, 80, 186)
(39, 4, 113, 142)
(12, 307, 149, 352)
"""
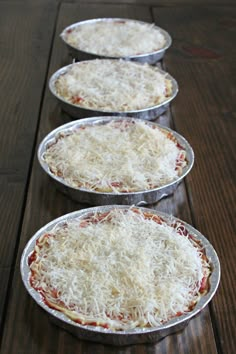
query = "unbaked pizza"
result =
(43, 119, 187, 193)
(54, 60, 172, 112)
(28, 207, 211, 331)
(61, 19, 167, 57)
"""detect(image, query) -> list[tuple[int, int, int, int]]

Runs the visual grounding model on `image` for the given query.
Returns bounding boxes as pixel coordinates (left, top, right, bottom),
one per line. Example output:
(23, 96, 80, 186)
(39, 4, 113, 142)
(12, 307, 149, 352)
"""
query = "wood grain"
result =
(0, 269, 10, 325)
(0, 0, 57, 333)
(1, 1, 234, 354)
(153, 5, 236, 354)
(1, 3, 217, 354)
(2, 0, 235, 5)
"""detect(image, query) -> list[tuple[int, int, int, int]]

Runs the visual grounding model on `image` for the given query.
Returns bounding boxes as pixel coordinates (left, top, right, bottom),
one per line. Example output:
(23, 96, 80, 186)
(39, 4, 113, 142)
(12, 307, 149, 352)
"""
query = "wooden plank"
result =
(2, 0, 235, 5)
(1, 3, 218, 354)
(85, 0, 236, 5)
(153, 4, 236, 354)
(0, 0, 57, 331)
(0, 269, 10, 325)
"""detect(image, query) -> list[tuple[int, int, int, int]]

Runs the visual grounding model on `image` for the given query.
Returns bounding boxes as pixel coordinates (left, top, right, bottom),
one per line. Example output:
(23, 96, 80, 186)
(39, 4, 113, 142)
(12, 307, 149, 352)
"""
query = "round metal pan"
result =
(37, 116, 194, 206)
(60, 18, 172, 64)
(21, 205, 220, 346)
(48, 60, 178, 120)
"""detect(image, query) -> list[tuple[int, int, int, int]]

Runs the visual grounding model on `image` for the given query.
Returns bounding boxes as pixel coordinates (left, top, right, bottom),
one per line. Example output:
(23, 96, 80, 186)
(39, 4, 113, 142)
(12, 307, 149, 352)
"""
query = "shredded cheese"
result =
(29, 208, 210, 331)
(62, 19, 166, 57)
(43, 120, 187, 193)
(54, 59, 172, 112)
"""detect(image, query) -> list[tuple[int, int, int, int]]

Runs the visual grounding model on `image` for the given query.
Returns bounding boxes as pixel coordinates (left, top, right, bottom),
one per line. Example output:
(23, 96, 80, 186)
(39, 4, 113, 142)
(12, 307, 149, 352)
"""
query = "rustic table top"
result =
(0, 1, 235, 353)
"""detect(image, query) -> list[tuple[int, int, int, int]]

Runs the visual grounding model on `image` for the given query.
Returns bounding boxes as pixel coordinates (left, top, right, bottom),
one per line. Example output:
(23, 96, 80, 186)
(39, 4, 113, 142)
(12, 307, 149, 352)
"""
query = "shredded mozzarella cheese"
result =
(29, 208, 210, 330)
(43, 120, 186, 193)
(62, 19, 166, 56)
(54, 60, 172, 111)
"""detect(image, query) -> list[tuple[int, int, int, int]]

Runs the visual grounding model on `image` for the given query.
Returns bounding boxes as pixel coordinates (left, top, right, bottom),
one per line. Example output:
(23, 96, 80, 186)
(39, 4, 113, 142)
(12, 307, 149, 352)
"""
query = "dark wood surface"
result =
(0, 0, 57, 327)
(0, 1, 235, 354)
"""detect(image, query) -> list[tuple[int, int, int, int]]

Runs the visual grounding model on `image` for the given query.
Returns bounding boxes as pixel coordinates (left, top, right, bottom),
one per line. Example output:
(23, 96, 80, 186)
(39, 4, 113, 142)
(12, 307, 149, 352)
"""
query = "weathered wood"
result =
(153, 5, 236, 354)
(2, 0, 235, 5)
(1, 1, 234, 353)
(0, 269, 10, 325)
(0, 0, 57, 332)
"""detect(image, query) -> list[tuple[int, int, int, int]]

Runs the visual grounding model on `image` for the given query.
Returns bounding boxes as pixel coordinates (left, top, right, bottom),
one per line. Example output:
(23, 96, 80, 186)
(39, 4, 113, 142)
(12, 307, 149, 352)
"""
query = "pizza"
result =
(61, 19, 167, 57)
(28, 207, 211, 331)
(43, 119, 187, 193)
(54, 59, 173, 112)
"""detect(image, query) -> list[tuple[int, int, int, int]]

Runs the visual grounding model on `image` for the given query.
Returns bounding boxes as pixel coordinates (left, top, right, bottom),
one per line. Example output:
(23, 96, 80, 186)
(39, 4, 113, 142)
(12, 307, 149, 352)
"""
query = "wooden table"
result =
(0, 1, 235, 353)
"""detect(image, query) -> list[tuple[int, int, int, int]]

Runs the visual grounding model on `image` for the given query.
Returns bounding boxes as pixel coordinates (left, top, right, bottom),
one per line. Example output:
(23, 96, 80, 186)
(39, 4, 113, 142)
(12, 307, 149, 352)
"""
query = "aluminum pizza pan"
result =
(60, 18, 172, 64)
(21, 205, 221, 346)
(48, 61, 178, 120)
(37, 116, 194, 206)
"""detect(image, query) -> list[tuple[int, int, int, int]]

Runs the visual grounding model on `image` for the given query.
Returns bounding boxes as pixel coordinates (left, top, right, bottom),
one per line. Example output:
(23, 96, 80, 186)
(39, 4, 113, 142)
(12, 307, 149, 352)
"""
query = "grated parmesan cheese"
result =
(54, 59, 172, 112)
(43, 120, 186, 193)
(29, 208, 210, 330)
(62, 19, 166, 57)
